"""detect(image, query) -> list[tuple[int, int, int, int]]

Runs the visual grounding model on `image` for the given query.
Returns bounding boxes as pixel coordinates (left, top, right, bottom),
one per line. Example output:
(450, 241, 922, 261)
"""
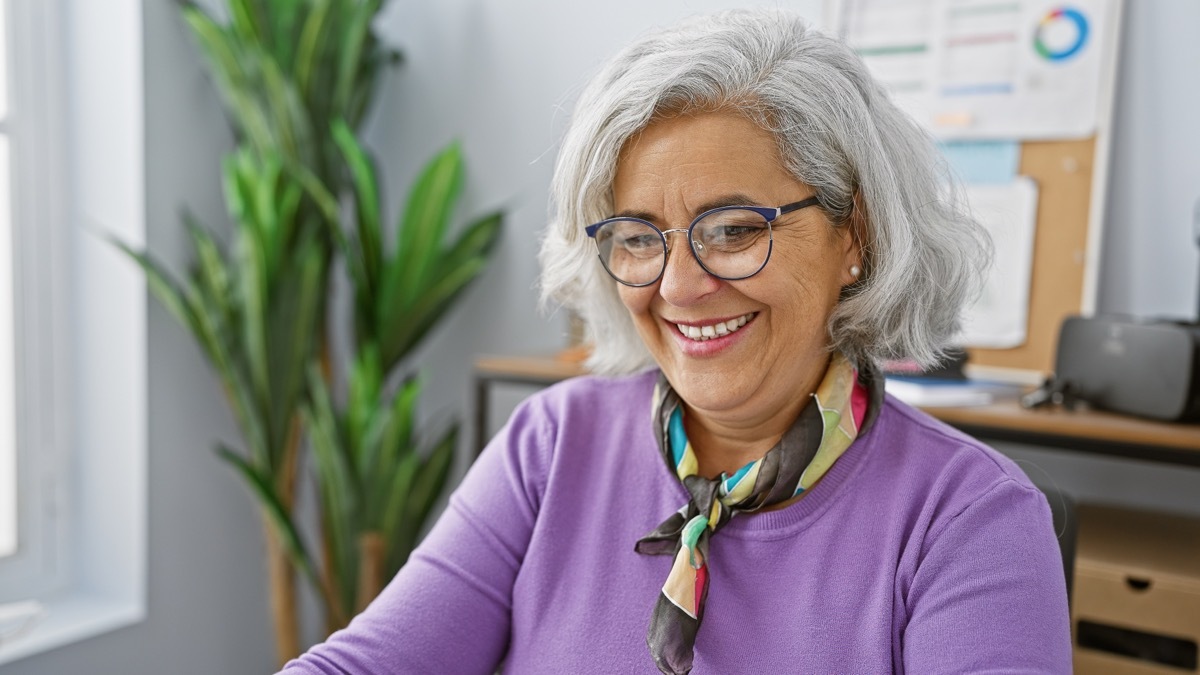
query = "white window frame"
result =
(0, 0, 70, 606)
(0, 0, 146, 665)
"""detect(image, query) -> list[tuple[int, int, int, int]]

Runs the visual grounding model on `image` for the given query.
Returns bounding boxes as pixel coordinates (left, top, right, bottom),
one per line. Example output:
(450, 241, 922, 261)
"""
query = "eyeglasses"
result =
(584, 196, 821, 287)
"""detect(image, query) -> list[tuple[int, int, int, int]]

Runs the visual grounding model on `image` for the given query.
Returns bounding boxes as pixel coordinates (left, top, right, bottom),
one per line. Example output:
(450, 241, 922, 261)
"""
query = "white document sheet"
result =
(957, 177, 1039, 349)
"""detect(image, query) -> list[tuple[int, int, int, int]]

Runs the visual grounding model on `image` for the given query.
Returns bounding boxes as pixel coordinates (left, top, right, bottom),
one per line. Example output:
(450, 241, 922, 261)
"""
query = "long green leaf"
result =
(275, 181, 304, 251)
(261, 56, 312, 167)
(379, 209, 501, 352)
(293, 0, 334, 104)
(364, 376, 419, 524)
(227, 0, 266, 47)
(183, 216, 231, 314)
(379, 451, 420, 548)
(375, 211, 503, 361)
(265, 239, 324, 450)
(221, 154, 250, 226)
(389, 142, 464, 308)
(438, 211, 503, 277)
(376, 376, 420, 481)
(250, 153, 281, 249)
(216, 444, 321, 593)
(111, 239, 198, 338)
(283, 159, 341, 226)
(182, 6, 244, 92)
(392, 425, 457, 571)
(183, 7, 275, 150)
(332, 1, 379, 114)
(304, 368, 358, 615)
(345, 345, 382, 476)
(178, 277, 271, 469)
(263, 0, 304, 67)
(379, 257, 488, 369)
(332, 120, 383, 294)
(236, 225, 272, 431)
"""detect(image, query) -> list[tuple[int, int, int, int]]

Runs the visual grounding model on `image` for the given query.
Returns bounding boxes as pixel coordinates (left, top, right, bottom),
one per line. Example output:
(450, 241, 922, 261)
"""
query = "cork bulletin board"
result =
(831, 0, 1125, 377)
(969, 138, 1099, 375)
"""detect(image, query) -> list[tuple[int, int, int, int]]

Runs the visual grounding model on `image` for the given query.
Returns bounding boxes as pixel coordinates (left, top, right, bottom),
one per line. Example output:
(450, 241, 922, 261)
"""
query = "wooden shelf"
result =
(475, 354, 587, 383)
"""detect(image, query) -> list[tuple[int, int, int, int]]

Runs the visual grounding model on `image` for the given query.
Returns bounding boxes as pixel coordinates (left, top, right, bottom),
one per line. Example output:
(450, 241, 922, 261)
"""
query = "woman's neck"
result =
(677, 351, 833, 478)
(683, 393, 810, 478)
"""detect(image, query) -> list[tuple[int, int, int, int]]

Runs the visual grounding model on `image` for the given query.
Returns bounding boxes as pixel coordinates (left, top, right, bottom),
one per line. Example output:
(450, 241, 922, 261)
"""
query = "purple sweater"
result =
(281, 371, 1072, 674)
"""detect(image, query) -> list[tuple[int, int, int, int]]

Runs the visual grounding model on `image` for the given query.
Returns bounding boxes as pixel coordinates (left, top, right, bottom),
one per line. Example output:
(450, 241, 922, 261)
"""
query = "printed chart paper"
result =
(838, 0, 1114, 139)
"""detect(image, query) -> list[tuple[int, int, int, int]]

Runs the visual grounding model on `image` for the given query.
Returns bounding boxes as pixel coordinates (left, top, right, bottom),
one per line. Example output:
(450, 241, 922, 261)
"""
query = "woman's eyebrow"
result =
(694, 193, 759, 213)
(613, 193, 760, 221)
(613, 208, 659, 221)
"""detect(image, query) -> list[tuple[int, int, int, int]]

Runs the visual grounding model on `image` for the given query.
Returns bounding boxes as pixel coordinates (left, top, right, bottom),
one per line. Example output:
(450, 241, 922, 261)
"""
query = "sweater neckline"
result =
(657, 399, 887, 541)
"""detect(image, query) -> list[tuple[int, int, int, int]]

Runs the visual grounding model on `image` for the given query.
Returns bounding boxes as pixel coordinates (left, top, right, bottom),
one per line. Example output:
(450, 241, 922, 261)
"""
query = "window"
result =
(0, 0, 146, 663)
(0, 0, 15, 563)
(0, 0, 66, 606)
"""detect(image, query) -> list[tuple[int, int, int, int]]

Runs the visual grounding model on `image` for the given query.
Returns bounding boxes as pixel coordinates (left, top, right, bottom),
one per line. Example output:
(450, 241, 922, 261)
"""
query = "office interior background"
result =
(1, 0, 1198, 672)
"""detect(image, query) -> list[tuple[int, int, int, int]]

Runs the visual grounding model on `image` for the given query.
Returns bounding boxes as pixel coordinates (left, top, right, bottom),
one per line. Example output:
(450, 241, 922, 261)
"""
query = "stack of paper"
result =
(884, 377, 1024, 408)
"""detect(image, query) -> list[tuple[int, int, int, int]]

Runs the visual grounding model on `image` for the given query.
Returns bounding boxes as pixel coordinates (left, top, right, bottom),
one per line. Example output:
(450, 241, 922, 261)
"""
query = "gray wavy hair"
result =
(539, 8, 991, 375)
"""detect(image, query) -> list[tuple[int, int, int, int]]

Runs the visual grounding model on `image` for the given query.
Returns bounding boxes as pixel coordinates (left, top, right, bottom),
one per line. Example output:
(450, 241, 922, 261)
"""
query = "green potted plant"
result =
(117, 0, 502, 664)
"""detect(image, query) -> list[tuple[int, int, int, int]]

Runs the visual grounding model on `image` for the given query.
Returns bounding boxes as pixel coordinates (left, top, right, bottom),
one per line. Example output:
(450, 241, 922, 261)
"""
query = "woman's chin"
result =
(662, 366, 761, 415)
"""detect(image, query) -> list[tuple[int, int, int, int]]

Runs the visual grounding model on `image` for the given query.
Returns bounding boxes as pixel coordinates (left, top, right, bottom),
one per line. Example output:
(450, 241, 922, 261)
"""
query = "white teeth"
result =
(675, 313, 755, 341)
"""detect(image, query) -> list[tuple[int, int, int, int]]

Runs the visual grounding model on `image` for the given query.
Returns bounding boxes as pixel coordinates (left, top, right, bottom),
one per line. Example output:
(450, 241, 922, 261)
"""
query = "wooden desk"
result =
(933, 401, 1200, 467)
(473, 354, 1200, 467)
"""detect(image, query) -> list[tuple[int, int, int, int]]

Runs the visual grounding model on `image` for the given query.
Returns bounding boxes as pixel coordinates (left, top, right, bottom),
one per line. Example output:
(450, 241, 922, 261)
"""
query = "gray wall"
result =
(9, 1, 1199, 674)
(1099, 0, 1200, 320)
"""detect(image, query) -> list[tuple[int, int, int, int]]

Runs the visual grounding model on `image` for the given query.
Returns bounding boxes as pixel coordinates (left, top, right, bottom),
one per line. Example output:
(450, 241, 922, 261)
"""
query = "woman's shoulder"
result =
(864, 395, 1047, 520)
(495, 369, 660, 458)
(521, 368, 661, 419)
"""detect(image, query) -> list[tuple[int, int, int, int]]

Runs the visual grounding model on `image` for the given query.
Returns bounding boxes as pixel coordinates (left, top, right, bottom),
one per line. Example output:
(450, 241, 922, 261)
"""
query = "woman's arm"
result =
(278, 399, 552, 675)
(901, 478, 1073, 674)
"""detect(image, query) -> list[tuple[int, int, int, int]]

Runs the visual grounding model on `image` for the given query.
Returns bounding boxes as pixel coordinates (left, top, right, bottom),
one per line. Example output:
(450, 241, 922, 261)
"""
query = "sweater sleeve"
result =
(901, 478, 1073, 674)
(277, 398, 552, 675)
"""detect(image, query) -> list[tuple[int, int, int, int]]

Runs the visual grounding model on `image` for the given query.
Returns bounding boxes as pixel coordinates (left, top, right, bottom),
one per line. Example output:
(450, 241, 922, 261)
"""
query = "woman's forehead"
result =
(612, 111, 804, 217)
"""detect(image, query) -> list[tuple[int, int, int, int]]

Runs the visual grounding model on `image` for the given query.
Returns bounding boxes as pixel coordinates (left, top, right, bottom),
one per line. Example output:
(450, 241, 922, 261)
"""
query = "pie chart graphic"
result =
(1034, 7, 1089, 61)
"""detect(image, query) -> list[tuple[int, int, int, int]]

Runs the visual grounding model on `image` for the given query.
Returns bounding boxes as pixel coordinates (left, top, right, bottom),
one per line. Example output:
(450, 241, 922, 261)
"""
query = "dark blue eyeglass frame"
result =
(584, 195, 822, 287)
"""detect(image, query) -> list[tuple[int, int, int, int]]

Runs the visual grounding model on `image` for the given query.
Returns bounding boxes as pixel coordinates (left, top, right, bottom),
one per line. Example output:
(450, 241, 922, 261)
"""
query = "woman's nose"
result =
(658, 231, 722, 305)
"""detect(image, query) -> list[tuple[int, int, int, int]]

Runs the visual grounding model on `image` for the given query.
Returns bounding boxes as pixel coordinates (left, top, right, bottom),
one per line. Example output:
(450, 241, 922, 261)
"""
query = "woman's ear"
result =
(841, 191, 868, 286)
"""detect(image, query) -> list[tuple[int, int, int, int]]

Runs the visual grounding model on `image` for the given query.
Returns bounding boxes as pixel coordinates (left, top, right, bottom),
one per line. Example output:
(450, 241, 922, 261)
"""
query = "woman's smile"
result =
(672, 311, 755, 341)
(664, 311, 757, 357)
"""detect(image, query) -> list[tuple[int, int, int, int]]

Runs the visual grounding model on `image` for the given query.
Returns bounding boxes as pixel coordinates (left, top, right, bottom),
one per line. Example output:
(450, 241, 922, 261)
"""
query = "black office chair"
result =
(1035, 484, 1077, 603)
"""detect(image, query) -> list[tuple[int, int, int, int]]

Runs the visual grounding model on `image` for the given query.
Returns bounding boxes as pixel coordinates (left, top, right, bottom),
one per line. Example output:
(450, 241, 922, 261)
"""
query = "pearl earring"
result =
(850, 265, 861, 278)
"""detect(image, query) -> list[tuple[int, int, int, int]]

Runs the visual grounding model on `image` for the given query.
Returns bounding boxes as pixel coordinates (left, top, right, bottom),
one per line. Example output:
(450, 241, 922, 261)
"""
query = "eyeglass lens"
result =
(593, 208, 773, 286)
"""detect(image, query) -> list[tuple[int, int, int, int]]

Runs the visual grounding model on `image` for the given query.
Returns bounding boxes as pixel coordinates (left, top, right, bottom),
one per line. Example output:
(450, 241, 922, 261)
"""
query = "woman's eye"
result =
(708, 224, 765, 245)
(622, 234, 661, 250)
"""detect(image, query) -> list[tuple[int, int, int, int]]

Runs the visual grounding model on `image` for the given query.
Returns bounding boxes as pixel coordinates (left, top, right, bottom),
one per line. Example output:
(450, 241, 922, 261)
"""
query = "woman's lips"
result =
(667, 312, 757, 356)
(672, 312, 755, 340)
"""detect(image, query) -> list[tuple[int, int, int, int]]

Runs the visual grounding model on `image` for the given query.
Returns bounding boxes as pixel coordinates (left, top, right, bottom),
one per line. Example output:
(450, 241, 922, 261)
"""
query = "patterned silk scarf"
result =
(634, 352, 883, 675)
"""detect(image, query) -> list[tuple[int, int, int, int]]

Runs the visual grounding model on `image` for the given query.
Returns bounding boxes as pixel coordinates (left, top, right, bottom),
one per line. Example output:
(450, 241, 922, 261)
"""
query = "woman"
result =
(282, 9, 1070, 674)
